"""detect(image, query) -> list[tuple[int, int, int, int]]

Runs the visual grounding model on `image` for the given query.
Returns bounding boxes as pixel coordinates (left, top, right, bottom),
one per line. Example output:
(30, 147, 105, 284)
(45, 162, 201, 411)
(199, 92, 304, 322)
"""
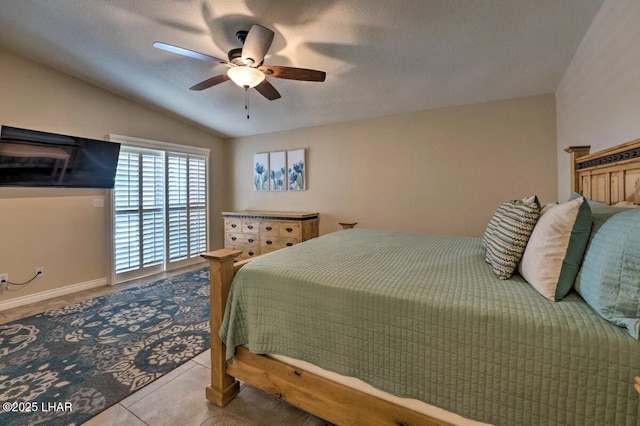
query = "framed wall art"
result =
(287, 148, 306, 191)
(269, 151, 287, 191)
(253, 152, 269, 191)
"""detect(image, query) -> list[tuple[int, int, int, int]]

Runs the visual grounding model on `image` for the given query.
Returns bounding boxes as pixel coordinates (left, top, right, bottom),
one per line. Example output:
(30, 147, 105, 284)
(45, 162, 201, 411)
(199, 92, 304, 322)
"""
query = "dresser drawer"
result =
(260, 221, 280, 236)
(242, 219, 260, 234)
(279, 223, 300, 237)
(227, 245, 260, 260)
(260, 236, 300, 252)
(225, 233, 259, 247)
(224, 218, 242, 232)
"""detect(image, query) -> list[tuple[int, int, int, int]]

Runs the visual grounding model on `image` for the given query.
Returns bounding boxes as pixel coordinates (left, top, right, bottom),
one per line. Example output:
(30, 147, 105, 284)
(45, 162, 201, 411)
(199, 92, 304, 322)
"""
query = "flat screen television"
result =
(0, 126, 121, 188)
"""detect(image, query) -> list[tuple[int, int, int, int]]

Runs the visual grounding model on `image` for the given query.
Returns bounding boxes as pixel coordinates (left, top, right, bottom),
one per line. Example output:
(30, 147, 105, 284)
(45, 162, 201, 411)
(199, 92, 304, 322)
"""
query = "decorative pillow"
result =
(485, 200, 540, 279)
(482, 195, 538, 251)
(518, 196, 591, 300)
(482, 204, 508, 251)
(574, 205, 640, 339)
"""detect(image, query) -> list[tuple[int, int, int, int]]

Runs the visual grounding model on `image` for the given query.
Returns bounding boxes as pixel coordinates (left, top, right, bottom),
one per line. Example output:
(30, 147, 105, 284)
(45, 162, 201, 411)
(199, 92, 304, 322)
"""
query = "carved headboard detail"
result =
(565, 137, 640, 205)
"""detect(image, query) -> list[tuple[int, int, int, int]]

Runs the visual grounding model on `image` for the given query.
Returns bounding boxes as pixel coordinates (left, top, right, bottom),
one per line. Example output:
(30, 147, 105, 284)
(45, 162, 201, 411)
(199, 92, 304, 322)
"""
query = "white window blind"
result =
(110, 136, 209, 282)
(167, 152, 207, 264)
(113, 147, 164, 274)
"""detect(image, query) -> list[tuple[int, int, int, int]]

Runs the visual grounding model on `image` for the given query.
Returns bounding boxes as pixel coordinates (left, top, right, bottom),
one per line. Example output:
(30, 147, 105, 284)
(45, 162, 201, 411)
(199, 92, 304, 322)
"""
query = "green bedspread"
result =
(220, 229, 640, 425)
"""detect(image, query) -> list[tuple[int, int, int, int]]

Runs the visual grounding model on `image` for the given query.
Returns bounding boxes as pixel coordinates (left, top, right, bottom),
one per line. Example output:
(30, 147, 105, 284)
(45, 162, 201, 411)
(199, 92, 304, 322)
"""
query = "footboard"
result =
(201, 249, 245, 407)
(201, 248, 451, 426)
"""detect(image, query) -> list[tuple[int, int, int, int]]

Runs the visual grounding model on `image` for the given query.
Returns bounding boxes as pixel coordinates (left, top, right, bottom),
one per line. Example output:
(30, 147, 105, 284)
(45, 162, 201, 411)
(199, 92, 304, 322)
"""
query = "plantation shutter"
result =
(113, 150, 140, 273)
(113, 147, 164, 274)
(167, 152, 207, 264)
(141, 152, 165, 267)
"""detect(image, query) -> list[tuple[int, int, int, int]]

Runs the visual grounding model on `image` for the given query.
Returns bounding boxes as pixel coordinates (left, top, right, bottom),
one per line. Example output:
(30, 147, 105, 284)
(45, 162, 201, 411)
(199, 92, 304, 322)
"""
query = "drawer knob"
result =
(248, 251, 254, 256)
(231, 237, 237, 241)
(266, 226, 272, 231)
(231, 224, 237, 228)
(247, 225, 254, 229)
(286, 242, 293, 247)
(286, 227, 293, 232)
(248, 238, 254, 243)
(266, 240, 273, 245)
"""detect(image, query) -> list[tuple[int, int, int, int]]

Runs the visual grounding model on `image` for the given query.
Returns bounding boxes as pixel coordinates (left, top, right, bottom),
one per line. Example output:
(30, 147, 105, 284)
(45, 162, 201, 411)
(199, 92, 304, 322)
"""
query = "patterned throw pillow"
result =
(481, 203, 508, 251)
(485, 200, 540, 279)
(482, 195, 539, 254)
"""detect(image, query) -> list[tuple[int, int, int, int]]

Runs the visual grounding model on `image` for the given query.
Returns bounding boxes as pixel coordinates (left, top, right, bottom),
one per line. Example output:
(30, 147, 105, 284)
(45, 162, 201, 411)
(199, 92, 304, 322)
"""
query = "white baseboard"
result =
(0, 277, 108, 311)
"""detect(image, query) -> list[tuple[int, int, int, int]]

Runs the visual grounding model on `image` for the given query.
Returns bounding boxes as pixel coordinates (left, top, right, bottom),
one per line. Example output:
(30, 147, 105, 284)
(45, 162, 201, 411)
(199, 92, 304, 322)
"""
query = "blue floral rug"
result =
(0, 267, 211, 426)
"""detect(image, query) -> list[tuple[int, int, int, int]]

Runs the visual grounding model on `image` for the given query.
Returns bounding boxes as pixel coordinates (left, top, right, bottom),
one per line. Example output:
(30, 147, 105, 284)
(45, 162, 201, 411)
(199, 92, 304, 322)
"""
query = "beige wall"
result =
(229, 94, 557, 237)
(0, 48, 226, 304)
(556, 0, 640, 200)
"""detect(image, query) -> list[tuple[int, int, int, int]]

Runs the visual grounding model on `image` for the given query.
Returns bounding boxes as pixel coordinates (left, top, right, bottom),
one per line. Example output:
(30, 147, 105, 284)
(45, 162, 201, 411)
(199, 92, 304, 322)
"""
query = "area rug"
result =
(0, 267, 211, 426)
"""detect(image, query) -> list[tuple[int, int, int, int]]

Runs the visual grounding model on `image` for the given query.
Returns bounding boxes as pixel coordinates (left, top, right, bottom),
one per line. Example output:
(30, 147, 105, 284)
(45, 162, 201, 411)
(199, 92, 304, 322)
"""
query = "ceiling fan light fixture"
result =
(227, 66, 265, 88)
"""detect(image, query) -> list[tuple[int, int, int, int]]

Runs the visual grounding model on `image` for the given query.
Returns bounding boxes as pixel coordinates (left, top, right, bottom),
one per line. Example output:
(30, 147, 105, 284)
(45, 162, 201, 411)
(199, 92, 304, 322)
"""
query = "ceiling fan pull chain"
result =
(245, 87, 250, 119)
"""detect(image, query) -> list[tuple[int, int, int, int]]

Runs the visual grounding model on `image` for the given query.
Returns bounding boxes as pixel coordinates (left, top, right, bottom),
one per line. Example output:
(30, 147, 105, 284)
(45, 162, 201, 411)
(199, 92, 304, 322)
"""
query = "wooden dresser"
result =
(222, 211, 319, 260)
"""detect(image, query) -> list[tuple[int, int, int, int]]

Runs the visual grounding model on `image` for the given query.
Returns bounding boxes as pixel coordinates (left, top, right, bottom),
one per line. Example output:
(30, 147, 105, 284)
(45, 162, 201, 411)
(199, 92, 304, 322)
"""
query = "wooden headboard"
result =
(565, 137, 640, 205)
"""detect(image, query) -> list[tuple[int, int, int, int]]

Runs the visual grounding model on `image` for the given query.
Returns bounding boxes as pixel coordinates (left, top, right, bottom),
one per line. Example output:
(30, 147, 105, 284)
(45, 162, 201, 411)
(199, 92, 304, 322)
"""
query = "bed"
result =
(202, 139, 640, 426)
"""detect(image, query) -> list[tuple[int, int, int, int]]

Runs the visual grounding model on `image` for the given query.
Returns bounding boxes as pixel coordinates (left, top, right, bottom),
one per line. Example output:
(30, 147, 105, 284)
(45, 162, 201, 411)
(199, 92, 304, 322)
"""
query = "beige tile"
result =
(302, 415, 334, 426)
(127, 363, 216, 426)
(191, 349, 211, 369)
(223, 385, 310, 425)
(120, 360, 198, 408)
(82, 403, 146, 426)
(199, 410, 257, 426)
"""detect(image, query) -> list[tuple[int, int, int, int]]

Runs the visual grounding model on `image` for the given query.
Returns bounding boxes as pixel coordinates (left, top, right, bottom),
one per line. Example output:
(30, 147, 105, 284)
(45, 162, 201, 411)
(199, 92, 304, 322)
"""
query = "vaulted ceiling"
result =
(0, 0, 603, 138)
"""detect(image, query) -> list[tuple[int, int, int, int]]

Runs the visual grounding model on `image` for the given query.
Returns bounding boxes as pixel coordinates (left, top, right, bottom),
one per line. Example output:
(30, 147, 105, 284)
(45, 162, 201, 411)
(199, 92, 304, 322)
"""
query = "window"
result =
(109, 136, 209, 283)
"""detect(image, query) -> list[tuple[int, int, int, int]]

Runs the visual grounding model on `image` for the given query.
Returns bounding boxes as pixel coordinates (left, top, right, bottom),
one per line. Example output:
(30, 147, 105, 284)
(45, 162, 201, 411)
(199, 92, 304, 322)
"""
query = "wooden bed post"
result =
(201, 249, 242, 407)
(564, 146, 590, 194)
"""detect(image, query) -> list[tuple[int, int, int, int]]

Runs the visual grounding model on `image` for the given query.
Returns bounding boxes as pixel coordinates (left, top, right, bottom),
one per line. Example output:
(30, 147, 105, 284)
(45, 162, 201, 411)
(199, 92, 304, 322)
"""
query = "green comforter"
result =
(220, 229, 640, 425)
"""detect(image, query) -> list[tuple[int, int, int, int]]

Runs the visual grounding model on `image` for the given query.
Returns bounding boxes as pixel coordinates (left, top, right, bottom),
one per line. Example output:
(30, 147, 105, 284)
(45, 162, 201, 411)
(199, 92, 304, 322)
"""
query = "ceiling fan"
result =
(153, 24, 326, 102)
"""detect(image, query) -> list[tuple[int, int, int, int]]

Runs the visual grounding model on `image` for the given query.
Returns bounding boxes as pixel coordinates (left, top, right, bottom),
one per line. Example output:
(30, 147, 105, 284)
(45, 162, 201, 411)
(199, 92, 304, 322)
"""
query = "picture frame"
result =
(287, 149, 306, 191)
(253, 152, 269, 191)
(269, 151, 287, 191)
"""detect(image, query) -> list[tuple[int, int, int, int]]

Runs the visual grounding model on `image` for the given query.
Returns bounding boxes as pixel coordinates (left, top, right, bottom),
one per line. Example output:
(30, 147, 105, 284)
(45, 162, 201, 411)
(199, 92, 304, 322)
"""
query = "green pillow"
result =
(574, 205, 640, 339)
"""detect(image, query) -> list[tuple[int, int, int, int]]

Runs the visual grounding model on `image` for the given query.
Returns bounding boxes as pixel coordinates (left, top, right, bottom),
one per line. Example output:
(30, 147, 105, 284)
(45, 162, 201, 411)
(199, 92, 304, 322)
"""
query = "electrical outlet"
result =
(36, 267, 44, 277)
(0, 274, 8, 295)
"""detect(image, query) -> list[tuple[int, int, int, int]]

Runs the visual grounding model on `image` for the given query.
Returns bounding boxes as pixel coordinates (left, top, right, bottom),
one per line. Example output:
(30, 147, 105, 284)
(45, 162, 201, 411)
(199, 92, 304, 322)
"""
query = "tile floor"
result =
(0, 263, 330, 426)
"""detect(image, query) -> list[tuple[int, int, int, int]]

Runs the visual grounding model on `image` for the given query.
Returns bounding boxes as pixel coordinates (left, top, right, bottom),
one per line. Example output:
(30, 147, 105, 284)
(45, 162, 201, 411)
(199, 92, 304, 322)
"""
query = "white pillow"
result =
(518, 197, 592, 300)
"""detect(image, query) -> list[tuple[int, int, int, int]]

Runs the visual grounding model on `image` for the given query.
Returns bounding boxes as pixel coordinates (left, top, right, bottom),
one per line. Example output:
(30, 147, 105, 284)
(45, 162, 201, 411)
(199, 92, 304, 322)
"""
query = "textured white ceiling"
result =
(0, 0, 603, 138)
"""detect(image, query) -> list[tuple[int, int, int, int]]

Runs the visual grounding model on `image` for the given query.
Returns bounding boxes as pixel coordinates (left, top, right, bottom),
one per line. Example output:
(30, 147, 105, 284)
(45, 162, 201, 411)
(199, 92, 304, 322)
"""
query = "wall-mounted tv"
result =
(0, 126, 121, 188)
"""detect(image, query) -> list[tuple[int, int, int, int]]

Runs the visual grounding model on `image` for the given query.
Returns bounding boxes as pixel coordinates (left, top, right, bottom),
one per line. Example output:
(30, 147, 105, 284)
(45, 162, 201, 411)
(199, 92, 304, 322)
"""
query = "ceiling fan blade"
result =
(259, 65, 326, 82)
(189, 74, 230, 91)
(254, 80, 281, 101)
(153, 41, 227, 64)
(242, 25, 274, 66)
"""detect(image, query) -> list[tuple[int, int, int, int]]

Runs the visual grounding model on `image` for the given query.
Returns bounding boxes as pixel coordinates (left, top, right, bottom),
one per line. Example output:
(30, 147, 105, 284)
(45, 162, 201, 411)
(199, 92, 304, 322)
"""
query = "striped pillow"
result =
(485, 200, 540, 279)
(482, 195, 539, 253)
(481, 203, 509, 251)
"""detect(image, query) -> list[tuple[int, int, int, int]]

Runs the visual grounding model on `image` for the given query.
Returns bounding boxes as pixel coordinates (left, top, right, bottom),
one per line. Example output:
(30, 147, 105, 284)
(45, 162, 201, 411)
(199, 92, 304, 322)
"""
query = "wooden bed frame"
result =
(202, 138, 640, 426)
(566, 137, 640, 203)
